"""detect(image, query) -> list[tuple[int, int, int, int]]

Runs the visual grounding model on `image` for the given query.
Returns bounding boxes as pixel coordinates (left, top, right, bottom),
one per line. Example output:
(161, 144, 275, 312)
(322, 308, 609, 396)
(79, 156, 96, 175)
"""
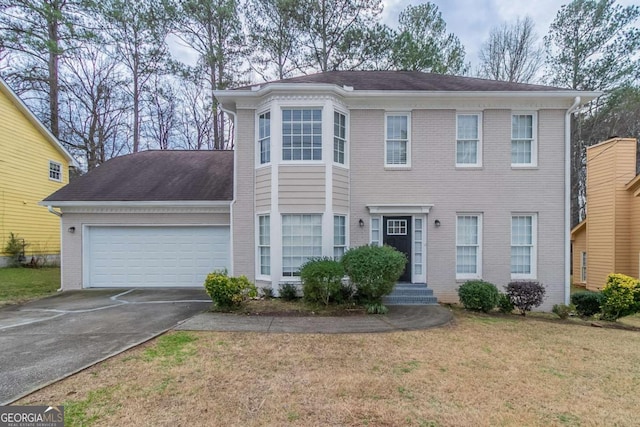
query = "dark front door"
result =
(383, 216, 411, 282)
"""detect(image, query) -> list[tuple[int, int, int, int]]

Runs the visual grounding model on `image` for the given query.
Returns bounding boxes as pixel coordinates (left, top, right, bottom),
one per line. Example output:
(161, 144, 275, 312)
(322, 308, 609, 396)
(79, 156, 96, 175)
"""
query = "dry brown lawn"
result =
(18, 311, 640, 427)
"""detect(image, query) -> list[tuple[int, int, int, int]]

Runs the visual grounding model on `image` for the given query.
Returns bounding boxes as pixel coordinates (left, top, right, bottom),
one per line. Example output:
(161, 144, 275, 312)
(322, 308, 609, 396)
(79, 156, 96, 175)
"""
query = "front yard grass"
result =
(0, 267, 60, 306)
(19, 310, 640, 426)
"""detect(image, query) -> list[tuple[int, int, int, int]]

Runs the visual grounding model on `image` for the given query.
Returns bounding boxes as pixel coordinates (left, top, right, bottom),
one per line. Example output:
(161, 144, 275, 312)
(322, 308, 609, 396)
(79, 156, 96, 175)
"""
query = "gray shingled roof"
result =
(44, 150, 233, 202)
(236, 70, 568, 92)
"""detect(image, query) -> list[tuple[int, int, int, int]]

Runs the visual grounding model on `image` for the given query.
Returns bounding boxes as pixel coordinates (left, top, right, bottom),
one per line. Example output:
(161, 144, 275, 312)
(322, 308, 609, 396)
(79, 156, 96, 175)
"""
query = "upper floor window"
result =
(258, 112, 270, 164)
(456, 214, 482, 279)
(282, 108, 322, 161)
(334, 111, 346, 164)
(511, 214, 537, 279)
(511, 113, 537, 167)
(385, 113, 410, 167)
(456, 113, 481, 167)
(49, 161, 62, 181)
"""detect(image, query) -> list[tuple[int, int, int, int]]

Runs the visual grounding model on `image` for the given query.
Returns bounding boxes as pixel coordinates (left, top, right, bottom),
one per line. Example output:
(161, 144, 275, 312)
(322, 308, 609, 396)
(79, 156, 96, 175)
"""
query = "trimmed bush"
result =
(601, 273, 640, 320)
(204, 270, 257, 308)
(552, 304, 573, 319)
(457, 280, 499, 313)
(571, 291, 604, 317)
(505, 281, 545, 315)
(341, 245, 407, 306)
(279, 282, 299, 301)
(300, 257, 345, 305)
(497, 292, 514, 314)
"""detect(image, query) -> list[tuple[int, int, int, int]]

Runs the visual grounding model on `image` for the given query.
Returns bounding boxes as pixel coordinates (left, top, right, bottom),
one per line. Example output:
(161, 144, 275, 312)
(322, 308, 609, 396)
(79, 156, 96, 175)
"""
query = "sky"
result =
(382, 0, 637, 73)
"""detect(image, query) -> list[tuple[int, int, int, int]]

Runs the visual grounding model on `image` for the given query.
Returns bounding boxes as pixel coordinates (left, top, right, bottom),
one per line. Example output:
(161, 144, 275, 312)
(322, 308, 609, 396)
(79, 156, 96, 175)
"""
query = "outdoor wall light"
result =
(68, 226, 76, 233)
(434, 219, 441, 227)
(358, 219, 365, 228)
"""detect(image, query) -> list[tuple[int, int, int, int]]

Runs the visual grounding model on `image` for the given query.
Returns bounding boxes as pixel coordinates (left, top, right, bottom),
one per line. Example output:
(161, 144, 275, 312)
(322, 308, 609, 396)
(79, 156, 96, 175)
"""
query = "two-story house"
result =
(44, 71, 597, 309)
(0, 77, 75, 266)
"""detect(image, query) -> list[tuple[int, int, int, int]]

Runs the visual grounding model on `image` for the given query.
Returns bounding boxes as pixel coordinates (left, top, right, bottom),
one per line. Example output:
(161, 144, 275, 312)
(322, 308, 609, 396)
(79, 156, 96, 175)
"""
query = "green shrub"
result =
(571, 291, 604, 317)
(552, 304, 573, 319)
(601, 273, 640, 320)
(505, 281, 546, 316)
(260, 287, 274, 299)
(366, 302, 389, 314)
(341, 245, 407, 306)
(203, 270, 257, 308)
(457, 280, 499, 313)
(279, 283, 299, 301)
(497, 292, 514, 314)
(4, 232, 27, 266)
(300, 257, 345, 306)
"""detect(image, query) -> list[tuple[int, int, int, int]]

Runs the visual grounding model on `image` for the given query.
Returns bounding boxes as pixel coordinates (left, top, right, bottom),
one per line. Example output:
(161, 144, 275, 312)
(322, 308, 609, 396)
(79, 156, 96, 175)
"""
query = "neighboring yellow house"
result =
(0, 77, 75, 266)
(571, 137, 640, 290)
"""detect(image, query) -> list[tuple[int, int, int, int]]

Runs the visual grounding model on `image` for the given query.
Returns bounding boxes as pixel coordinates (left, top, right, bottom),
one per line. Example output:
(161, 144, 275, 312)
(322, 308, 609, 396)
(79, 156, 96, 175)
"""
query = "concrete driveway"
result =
(0, 288, 210, 405)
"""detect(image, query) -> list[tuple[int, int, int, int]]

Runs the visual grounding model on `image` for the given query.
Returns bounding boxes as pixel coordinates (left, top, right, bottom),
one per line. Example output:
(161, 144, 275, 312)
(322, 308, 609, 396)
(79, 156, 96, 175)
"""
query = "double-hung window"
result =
(282, 214, 322, 276)
(456, 113, 481, 166)
(334, 111, 346, 164)
(580, 252, 587, 283)
(282, 108, 322, 161)
(333, 215, 346, 259)
(258, 112, 270, 164)
(511, 214, 537, 279)
(385, 113, 410, 166)
(258, 215, 270, 275)
(456, 214, 481, 279)
(511, 113, 537, 166)
(49, 161, 62, 181)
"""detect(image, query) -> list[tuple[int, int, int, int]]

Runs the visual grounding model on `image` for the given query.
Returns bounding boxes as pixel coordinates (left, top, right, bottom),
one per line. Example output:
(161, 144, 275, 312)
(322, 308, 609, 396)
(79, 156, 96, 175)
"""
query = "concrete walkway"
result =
(177, 305, 454, 334)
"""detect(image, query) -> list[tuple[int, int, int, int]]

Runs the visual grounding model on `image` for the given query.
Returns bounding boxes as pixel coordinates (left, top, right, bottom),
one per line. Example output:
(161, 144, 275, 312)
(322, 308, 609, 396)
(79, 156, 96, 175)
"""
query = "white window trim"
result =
(281, 213, 323, 278)
(384, 112, 411, 168)
(256, 214, 271, 280)
(49, 160, 62, 182)
(510, 213, 538, 280)
(256, 110, 271, 167)
(281, 107, 324, 163)
(456, 213, 482, 280)
(333, 109, 348, 167)
(511, 111, 538, 168)
(333, 215, 348, 259)
(370, 216, 381, 246)
(456, 112, 482, 167)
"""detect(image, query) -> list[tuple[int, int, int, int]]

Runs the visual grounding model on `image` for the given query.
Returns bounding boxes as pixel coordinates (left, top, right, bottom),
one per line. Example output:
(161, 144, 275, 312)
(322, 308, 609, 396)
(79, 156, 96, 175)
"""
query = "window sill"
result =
(49, 177, 62, 183)
(511, 165, 538, 170)
(455, 166, 483, 170)
(384, 166, 412, 171)
(456, 277, 481, 283)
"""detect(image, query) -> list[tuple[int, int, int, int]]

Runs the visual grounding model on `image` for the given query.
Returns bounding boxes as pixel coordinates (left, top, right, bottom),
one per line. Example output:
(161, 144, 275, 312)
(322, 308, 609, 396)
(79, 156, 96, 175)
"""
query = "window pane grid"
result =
(258, 112, 270, 164)
(371, 218, 380, 246)
(49, 161, 62, 181)
(282, 108, 322, 161)
(511, 215, 534, 276)
(414, 218, 423, 276)
(258, 215, 270, 275)
(511, 114, 534, 165)
(386, 115, 409, 165)
(456, 114, 479, 165)
(387, 219, 407, 235)
(334, 112, 346, 164)
(456, 215, 479, 275)
(333, 215, 346, 260)
(282, 214, 322, 276)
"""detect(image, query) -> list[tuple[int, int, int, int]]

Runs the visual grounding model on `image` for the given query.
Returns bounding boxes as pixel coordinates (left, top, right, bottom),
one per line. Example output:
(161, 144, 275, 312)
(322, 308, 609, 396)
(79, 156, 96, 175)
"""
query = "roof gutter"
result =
(565, 96, 581, 305)
(220, 105, 238, 276)
(46, 205, 62, 217)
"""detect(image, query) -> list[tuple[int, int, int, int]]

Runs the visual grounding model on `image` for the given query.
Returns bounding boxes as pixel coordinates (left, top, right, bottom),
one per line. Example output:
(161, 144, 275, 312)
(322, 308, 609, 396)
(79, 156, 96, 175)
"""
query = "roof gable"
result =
(43, 150, 234, 203)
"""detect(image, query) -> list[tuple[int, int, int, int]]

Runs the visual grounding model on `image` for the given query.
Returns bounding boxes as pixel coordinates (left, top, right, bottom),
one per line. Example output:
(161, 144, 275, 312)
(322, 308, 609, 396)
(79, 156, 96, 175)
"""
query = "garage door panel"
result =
(86, 226, 230, 288)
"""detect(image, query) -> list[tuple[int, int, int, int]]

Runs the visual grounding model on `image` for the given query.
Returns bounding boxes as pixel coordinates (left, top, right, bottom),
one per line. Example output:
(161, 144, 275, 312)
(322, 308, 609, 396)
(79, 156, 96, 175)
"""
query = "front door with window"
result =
(383, 216, 412, 282)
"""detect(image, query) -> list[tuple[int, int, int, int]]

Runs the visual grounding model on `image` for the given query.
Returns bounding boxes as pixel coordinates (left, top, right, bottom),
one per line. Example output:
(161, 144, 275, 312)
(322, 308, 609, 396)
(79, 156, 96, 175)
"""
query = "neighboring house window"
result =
(334, 111, 346, 164)
(371, 217, 381, 246)
(258, 112, 270, 164)
(258, 215, 270, 275)
(282, 108, 322, 161)
(456, 214, 481, 279)
(385, 113, 410, 166)
(511, 113, 537, 166)
(282, 214, 322, 276)
(456, 113, 481, 166)
(49, 161, 62, 181)
(511, 214, 537, 278)
(334, 215, 346, 259)
(581, 251, 587, 282)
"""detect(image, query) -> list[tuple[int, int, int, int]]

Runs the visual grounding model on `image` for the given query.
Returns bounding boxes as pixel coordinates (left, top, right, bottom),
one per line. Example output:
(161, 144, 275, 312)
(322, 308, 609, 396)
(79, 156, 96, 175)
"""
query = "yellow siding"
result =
(0, 88, 69, 256)
(613, 141, 637, 274)
(629, 194, 640, 280)
(571, 223, 587, 285)
(585, 142, 617, 290)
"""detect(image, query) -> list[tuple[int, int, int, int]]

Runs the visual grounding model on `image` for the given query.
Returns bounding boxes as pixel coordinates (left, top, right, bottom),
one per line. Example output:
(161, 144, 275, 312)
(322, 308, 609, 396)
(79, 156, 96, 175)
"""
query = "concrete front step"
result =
(383, 283, 438, 306)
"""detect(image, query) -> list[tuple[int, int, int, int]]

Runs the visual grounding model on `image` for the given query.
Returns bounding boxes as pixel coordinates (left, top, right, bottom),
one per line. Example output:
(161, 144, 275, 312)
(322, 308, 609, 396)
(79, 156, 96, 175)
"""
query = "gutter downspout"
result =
(221, 106, 238, 276)
(565, 97, 581, 305)
(46, 205, 64, 292)
(47, 205, 62, 217)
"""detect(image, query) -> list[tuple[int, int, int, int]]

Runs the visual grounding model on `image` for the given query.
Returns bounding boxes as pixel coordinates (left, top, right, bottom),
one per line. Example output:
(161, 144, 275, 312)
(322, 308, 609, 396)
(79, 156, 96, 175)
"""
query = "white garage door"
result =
(85, 226, 230, 288)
